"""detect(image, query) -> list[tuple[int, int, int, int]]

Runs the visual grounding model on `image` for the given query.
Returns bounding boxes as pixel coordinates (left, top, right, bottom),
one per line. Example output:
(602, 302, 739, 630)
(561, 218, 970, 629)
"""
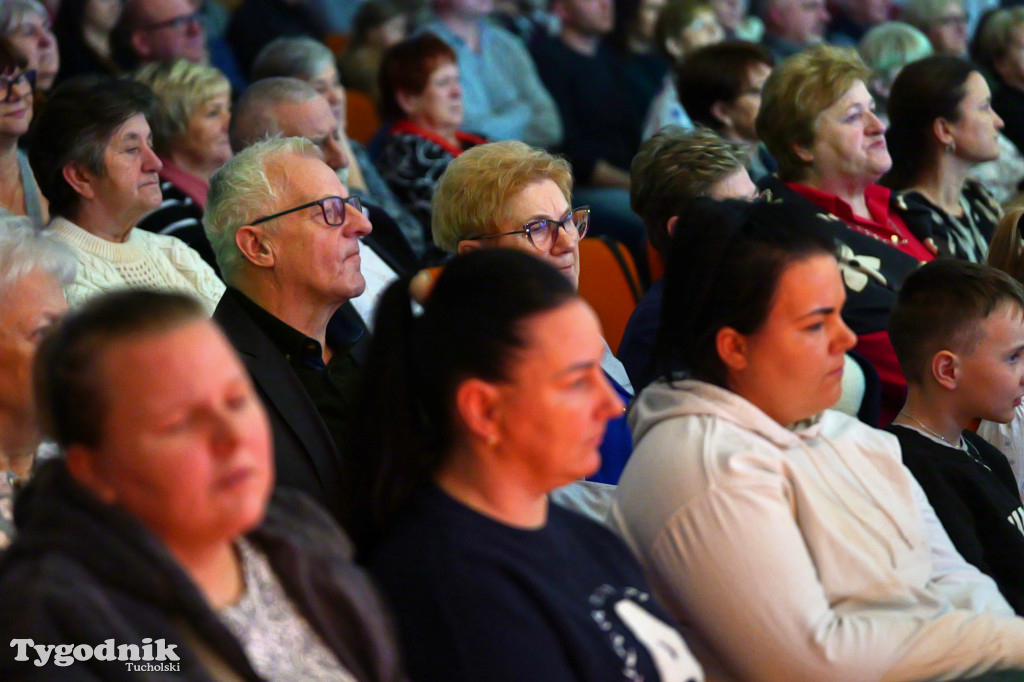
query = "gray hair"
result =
(900, 0, 962, 31)
(0, 216, 77, 293)
(859, 21, 933, 84)
(204, 136, 322, 282)
(229, 77, 320, 152)
(0, 0, 47, 34)
(251, 37, 335, 83)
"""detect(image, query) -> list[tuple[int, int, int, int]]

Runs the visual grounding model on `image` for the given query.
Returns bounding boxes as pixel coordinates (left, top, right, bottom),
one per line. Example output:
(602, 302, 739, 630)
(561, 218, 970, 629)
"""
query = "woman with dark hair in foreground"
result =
(354, 249, 703, 682)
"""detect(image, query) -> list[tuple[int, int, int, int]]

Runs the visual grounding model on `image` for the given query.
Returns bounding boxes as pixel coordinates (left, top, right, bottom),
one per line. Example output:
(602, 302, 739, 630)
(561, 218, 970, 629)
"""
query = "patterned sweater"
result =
(48, 216, 225, 314)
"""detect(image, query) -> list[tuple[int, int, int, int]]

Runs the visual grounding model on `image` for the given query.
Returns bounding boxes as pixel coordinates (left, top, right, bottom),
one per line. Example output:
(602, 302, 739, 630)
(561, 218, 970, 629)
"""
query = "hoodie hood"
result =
(629, 378, 826, 449)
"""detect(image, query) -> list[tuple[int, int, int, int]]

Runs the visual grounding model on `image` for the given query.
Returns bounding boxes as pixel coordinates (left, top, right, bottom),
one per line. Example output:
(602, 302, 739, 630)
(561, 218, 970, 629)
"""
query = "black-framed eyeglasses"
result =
(935, 13, 968, 26)
(250, 195, 363, 228)
(141, 11, 201, 32)
(470, 206, 590, 251)
(1, 70, 35, 103)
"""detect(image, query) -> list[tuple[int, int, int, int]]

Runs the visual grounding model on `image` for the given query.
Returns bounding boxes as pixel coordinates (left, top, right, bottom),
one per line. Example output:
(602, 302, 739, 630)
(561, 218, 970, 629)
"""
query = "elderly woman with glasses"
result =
(0, 38, 45, 227)
(0, 0, 58, 94)
(29, 75, 224, 313)
(432, 140, 634, 487)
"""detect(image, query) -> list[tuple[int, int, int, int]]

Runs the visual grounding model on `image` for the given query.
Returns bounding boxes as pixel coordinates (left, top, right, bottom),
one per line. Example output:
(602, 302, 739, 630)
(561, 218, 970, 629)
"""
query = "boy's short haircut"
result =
(889, 260, 1024, 384)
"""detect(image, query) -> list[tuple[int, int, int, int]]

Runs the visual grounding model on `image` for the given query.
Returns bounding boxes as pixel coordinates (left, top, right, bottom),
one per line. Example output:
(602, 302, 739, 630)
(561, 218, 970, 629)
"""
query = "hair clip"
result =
(409, 266, 442, 316)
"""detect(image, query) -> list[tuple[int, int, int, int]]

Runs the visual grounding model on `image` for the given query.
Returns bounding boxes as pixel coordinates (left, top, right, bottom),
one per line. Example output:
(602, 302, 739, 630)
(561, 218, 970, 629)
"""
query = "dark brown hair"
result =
(889, 259, 1024, 384)
(377, 33, 456, 121)
(675, 40, 774, 133)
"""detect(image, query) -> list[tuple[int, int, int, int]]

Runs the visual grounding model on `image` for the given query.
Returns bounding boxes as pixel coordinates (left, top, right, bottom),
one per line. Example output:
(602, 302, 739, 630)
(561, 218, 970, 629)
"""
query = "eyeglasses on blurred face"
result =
(0, 69, 35, 103)
(471, 206, 590, 251)
(141, 11, 201, 32)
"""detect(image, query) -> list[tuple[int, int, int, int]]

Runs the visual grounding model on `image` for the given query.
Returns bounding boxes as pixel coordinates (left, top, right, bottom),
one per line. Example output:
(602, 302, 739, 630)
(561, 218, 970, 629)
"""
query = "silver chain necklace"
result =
(897, 411, 991, 472)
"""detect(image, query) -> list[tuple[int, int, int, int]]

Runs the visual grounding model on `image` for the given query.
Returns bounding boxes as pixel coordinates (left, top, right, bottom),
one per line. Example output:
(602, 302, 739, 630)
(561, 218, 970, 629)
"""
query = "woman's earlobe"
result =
(715, 327, 749, 372)
(61, 163, 96, 200)
(793, 144, 814, 164)
(395, 89, 418, 118)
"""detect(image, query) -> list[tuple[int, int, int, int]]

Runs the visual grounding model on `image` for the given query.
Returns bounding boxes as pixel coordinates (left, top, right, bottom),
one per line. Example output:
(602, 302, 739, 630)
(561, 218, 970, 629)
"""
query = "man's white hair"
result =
(204, 136, 322, 282)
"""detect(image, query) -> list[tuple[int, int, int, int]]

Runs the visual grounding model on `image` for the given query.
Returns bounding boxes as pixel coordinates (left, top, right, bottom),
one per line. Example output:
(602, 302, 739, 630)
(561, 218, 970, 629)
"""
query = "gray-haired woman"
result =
(0, 0, 58, 92)
(0, 215, 75, 548)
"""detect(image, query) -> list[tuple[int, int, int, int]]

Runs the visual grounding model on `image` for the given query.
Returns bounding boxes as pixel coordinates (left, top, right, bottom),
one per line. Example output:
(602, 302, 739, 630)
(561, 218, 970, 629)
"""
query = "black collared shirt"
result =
(230, 288, 365, 455)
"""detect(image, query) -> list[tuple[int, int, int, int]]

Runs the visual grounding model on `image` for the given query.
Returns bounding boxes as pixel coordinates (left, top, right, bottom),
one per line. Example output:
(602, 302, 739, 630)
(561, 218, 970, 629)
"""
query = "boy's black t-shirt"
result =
(888, 425, 1024, 614)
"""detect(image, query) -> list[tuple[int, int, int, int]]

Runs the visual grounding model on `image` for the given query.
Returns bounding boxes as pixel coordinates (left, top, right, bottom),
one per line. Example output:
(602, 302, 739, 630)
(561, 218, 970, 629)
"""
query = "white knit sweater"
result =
(49, 217, 224, 315)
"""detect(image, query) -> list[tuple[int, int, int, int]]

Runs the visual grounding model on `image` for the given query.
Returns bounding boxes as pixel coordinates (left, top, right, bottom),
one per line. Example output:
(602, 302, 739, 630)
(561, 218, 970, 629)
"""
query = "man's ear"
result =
(129, 30, 152, 61)
(454, 377, 502, 448)
(457, 239, 482, 256)
(666, 215, 679, 238)
(235, 226, 275, 268)
(61, 162, 97, 201)
(931, 349, 960, 391)
(716, 326, 749, 373)
(65, 445, 117, 505)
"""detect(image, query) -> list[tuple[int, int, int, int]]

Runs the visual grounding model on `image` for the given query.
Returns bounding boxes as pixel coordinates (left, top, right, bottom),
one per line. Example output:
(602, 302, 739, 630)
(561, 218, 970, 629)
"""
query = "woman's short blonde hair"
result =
(431, 141, 573, 253)
(133, 59, 231, 157)
(756, 44, 871, 181)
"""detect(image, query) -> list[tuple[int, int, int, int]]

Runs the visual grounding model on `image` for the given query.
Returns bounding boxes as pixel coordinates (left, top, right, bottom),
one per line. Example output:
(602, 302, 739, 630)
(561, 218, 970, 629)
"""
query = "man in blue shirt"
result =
(420, 0, 563, 148)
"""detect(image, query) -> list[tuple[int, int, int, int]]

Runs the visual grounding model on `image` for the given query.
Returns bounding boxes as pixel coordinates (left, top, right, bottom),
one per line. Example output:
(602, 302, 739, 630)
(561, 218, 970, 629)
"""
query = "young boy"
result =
(888, 259, 1024, 615)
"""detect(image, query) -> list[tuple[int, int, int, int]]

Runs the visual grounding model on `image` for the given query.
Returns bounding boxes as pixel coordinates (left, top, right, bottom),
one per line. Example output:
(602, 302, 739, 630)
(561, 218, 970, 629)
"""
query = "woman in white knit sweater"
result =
(27, 75, 223, 313)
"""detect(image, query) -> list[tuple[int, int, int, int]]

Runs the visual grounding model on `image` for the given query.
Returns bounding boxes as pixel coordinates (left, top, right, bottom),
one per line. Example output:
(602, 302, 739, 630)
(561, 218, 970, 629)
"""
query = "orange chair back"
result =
(577, 237, 642, 355)
(324, 33, 350, 56)
(345, 89, 382, 145)
(647, 241, 665, 283)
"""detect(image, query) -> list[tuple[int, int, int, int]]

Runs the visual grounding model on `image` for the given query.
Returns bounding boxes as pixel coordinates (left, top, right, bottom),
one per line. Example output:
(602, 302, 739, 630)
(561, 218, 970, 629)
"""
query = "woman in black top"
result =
(883, 55, 1004, 263)
(351, 249, 703, 682)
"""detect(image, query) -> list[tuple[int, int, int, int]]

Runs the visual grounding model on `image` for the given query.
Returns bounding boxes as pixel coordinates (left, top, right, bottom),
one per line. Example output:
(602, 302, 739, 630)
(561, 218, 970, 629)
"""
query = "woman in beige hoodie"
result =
(611, 197, 1024, 681)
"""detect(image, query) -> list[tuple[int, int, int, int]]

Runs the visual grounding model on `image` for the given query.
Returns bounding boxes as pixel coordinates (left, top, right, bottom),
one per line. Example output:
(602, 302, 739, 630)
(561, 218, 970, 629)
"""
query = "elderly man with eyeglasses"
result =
(120, 0, 246, 91)
(204, 135, 372, 531)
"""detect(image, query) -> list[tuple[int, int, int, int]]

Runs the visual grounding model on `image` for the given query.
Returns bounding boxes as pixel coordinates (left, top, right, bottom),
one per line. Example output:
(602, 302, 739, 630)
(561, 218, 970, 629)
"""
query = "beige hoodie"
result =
(611, 379, 1024, 682)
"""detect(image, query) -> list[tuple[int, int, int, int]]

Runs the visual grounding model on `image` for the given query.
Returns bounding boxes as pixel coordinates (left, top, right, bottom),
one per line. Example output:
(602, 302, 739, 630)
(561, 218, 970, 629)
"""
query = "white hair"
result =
(0, 0, 47, 33)
(204, 136, 322, 282)
(0, 215, 77, 294)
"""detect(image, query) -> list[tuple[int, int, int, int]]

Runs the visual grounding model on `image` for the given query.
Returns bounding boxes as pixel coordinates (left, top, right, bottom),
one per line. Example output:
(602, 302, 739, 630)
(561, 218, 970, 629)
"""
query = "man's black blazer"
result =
(213, 288, 361, 527)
